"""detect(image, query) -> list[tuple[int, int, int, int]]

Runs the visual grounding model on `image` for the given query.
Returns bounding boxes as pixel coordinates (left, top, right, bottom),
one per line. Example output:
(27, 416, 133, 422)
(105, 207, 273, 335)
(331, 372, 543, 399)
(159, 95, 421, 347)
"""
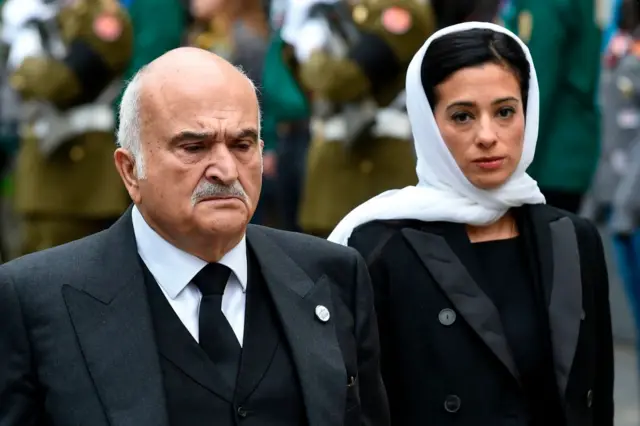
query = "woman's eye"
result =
(497, 107, 516, 118)
(452, 112, 472, 123)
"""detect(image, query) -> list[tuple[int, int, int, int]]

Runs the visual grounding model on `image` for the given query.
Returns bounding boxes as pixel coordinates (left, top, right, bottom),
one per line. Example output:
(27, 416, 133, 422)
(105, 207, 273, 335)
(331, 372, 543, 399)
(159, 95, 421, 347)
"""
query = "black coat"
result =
(349, 204, 614, 426)
(0, 208, 389, 426)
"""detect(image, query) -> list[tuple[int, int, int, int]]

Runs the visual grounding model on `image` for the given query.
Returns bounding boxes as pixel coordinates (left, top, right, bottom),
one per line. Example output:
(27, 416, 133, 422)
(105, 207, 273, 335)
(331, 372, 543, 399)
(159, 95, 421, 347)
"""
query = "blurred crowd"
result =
(0, 0, 639, 387)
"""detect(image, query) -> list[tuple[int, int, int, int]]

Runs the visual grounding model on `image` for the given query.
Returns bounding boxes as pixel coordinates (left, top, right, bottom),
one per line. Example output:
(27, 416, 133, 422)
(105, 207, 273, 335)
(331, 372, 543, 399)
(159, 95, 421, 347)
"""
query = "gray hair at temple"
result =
(116, 65, 262, 179)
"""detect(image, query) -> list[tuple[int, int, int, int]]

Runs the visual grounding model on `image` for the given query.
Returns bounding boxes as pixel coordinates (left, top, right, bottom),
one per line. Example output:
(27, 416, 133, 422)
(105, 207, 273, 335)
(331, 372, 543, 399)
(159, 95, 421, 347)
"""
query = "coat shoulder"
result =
(0, 230, 109, 289)
(251, 225, 355, 256)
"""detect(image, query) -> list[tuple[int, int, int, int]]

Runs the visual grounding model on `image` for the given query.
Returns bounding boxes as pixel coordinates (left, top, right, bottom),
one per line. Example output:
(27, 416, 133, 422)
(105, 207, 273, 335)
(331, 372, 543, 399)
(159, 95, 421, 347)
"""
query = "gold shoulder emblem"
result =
(352, 4, 369, 25)
(617, 76, 635, 98)
(518, 10, 533, 43)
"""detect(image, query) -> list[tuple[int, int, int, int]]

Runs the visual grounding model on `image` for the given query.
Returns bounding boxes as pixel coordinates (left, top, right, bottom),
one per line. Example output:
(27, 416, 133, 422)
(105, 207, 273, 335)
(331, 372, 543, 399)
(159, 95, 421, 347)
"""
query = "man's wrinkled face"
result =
(135, 73, 263, 239)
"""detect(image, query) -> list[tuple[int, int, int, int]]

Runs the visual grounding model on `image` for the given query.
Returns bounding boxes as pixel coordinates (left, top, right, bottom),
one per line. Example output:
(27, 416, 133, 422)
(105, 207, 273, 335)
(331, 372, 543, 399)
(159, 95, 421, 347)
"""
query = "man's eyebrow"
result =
(169, 128, 259, 145)
(232, 128, 259, 143)
(169, 130, 214, 145)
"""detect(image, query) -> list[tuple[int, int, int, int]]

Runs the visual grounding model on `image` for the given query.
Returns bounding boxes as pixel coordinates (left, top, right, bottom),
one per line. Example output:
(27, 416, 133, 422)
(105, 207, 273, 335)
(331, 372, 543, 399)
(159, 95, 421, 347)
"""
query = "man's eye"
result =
(234, 142, 252, 151)
(183, 144, 204, 152)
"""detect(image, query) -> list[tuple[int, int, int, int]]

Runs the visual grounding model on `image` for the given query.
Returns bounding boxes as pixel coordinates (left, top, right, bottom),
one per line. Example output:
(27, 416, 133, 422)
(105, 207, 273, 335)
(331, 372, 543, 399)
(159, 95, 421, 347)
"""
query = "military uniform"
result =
(287, 0, 436, 236)
(585, 36, 640, 379)
(503, 0, 602, 212)
(8, 0, 133, 255)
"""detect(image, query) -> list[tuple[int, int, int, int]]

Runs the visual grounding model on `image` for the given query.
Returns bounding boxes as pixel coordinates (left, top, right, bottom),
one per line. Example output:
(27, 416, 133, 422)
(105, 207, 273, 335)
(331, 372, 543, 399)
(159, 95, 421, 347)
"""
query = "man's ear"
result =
(114, 147, 141, 203)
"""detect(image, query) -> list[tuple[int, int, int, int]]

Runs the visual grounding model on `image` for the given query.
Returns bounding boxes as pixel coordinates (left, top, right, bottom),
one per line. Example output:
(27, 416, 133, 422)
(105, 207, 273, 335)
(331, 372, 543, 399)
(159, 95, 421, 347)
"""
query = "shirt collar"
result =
(132, 205, 248, 299)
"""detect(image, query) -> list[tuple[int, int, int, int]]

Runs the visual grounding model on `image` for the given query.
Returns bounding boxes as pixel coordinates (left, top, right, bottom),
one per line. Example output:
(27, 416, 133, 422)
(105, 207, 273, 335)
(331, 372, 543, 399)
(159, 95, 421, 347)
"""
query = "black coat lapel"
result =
(62, 208, 169, 426)
(246, 226, 346, 426)
(235, 249, 280, 403)
(401, 226, 520, 381)
(519, 206, 554, 306)
(518, 205, 583, 398)
(547, 217, 583, 397)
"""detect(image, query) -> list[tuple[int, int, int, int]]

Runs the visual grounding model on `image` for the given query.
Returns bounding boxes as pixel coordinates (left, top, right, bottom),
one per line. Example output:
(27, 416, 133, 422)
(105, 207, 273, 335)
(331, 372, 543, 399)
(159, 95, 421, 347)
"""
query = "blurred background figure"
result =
(259, 0, 312, 232)
(3, 0, 133, 257)
(503, 0, 602, 213)
(431, 0, 502, 27)
(281, 0, 501, 238)
(115, 0, 189, 119)
(584, 0, 640, 394)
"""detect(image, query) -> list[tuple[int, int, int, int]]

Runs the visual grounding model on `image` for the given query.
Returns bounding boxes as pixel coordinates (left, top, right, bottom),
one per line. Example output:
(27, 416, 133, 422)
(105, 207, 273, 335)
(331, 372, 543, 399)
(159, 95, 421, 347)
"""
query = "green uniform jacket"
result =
(504, 0, 602, 193)
(294, 0, 436, 235)
(122, 0, 187, 85)
(10, 0, 134, 218)
(115, 0, 188, 116)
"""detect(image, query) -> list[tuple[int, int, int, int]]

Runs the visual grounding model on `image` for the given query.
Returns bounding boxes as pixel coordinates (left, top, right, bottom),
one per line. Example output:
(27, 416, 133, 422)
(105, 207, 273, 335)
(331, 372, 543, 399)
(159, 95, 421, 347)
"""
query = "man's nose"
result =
(204, 144, 238, 184)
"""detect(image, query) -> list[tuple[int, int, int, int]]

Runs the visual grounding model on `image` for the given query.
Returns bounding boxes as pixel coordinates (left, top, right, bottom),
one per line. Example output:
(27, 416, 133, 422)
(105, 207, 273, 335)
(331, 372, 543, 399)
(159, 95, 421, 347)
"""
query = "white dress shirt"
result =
(132, 206, 248, 346)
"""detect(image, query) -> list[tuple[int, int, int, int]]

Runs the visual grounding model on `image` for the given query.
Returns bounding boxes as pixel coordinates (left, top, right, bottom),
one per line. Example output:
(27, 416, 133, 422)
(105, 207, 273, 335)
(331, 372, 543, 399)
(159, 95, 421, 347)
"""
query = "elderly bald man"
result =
(0, 48, 389, 426)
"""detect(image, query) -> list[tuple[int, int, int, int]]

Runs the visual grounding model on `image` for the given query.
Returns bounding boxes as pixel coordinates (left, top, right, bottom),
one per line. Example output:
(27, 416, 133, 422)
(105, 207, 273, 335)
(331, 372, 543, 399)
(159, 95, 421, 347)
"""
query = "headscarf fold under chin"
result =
(327, 21, 545, 246)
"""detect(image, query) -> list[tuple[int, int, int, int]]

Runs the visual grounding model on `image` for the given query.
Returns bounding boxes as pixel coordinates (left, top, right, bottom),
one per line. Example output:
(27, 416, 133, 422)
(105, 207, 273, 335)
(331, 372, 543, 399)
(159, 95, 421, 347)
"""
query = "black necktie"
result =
(192, 263, 241, 387)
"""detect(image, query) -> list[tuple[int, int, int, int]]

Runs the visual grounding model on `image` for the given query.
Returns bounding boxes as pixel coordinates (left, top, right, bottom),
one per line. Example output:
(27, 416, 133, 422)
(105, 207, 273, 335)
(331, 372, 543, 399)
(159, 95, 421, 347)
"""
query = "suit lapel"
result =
(513, 205, 583, 398)
(401, 226, 520, 381)
(246, 226, 346, 426)
(235, 249, 280, 403)
(545, 215, 583, 397)
(62, 208, 169, 426)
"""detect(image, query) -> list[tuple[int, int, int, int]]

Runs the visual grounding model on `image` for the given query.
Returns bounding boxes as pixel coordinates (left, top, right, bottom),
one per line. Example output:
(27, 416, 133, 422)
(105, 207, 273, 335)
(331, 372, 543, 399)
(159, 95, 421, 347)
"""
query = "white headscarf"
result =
(328, 21, 545, 246)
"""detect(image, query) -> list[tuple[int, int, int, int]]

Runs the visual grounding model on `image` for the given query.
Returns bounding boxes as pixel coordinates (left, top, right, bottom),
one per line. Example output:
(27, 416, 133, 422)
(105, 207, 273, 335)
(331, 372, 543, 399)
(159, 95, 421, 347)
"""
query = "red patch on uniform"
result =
(92, 14, 122, 42)
(381, 7, 412, 35)
(609, 34, 630, 57)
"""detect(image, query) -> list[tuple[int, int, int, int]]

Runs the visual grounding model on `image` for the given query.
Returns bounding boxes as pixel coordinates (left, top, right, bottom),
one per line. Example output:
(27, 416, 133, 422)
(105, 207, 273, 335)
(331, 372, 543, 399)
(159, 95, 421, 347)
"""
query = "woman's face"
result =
(433, 62, 526, 190)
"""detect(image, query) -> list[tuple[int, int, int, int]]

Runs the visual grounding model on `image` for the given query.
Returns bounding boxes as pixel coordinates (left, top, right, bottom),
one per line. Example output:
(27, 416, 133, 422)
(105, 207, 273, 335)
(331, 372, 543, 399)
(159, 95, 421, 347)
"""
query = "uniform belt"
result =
(27, 103, 115, 156)
(320, 108, 412, 141)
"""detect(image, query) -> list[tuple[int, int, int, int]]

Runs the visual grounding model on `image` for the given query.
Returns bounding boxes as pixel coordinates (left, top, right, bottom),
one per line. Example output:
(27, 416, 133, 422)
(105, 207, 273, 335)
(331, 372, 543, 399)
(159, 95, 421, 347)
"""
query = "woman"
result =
(328, 22, 614, 426)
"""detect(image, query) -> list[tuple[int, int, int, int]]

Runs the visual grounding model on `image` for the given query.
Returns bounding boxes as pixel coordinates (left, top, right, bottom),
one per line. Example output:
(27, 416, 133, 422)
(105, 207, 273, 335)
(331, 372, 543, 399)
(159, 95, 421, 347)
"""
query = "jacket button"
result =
(237, 406, 248, 417)
(439, 309, 456, 326)
(444, 395, 461, 413)
(586, 389, 593, 408)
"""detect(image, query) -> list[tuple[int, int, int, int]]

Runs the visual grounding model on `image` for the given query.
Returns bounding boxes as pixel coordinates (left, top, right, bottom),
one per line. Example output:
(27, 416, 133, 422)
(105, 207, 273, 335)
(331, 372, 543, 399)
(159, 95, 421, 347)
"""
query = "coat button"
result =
(444, 395, 461, 413)
(237, 406, 248, 417)
(586, 389, 593, 408)
(315, 305, 330, 322)
(439, 309, 456, 326)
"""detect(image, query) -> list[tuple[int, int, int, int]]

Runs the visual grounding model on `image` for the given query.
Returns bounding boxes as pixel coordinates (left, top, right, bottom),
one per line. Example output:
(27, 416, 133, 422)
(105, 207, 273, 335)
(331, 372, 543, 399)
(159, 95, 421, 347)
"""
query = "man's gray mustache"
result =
(191, 180, 248, 205)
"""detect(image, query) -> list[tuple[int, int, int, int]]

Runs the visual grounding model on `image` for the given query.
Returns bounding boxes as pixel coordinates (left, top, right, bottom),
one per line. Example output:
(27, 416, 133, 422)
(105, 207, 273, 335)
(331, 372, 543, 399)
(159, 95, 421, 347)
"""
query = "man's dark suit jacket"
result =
(0, 209, 389, 426)
(349, 204, 614, 426)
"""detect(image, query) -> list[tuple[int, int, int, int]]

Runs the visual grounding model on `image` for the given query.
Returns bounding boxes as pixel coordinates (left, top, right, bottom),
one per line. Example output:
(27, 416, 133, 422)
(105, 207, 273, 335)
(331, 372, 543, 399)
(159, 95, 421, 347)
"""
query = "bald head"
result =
(143, 47, 254, 92)
(117, 47, 261, 177)
(113, 47, 265, 258)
